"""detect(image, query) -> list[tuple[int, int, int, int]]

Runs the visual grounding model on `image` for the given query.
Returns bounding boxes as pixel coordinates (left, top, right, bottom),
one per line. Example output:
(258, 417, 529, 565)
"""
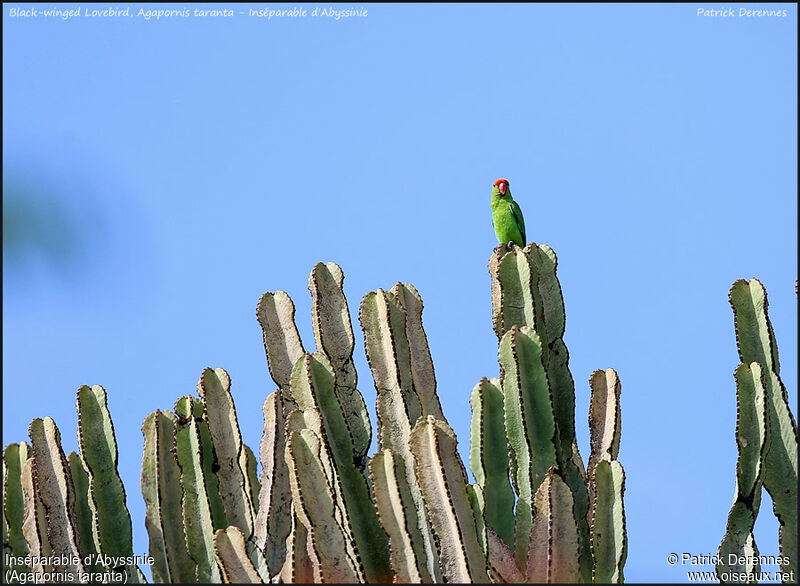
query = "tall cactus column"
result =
(255, 290, 306, 577)
(360, 284, 443, 583)
(587, 369, 627, 584)
(256, 262, 392, 583)
(486, 243, 592, 580)
(77, 385, 146, 583)
(474, 243, 627, 584)
(718, 279, 798, 581)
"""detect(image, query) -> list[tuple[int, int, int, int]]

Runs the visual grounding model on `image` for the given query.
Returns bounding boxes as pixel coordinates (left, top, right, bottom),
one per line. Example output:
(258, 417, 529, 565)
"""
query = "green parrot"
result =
(490, 178, 526, 248)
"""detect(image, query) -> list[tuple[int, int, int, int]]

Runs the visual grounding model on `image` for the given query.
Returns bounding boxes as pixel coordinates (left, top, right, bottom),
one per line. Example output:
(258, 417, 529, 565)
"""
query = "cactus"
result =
(469, 377, 515, 550)
(28, 417, 87, 576)
(717, 279, 798, 581)
(369, 449, 425, 582)
(409, 416, 489, 583)
(3, 442, 32, 580)
(716, 363, 767, 582)
(359, 284, 443, 582)
(309, 262, 373, 470)
(278, 505, 315, 584)
(213, 526, 267, 583)
(252, 390, 292, 573)
(68, 451, 103, 575)
(287, 351, 391, 582)
(286, 426, 363, 583)
(76, 384, 145, 582)
(526, 469, 580, 583)
(197, 368, 255, 539)
(587, 370, 627, 584)
(141, 408, 197, 583)
(172, 397, 224, 583)
(5, 245, 638, 584)
(590, 460, 627, 583)
(473, 243, 626, 583)
(20, 457, 52, 576)
(256, 264, 393, 583)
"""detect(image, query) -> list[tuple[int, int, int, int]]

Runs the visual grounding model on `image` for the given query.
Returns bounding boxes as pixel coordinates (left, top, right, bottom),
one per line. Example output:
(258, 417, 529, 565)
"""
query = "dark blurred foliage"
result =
(3, 166, 90, 278)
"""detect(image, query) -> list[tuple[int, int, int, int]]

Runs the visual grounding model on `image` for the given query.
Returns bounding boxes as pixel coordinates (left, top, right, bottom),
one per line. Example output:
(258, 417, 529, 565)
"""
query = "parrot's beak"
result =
(498, 183, 506, 195)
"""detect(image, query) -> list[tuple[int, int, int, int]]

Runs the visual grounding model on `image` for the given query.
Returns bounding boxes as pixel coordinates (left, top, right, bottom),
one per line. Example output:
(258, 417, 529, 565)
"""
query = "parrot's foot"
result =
(506, 241, 516, 251)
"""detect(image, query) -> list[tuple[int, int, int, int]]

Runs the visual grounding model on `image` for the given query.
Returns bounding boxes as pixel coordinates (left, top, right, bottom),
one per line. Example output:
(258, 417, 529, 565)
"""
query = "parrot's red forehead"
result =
(493, 178, 509, 187)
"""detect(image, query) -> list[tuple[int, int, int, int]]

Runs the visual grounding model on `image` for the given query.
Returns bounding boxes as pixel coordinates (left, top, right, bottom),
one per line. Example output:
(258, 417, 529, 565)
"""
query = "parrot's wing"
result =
(509, 200, 526, 244)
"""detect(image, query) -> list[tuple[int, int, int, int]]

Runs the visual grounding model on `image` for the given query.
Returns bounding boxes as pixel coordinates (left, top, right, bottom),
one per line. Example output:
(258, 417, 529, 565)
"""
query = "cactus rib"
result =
(409, 415, 490, 583)
(77, 385, 145, 582)
(285, 428, 363, 583)
(198, 368, 255, 538)
(173, 399, 223, 583)
(256, 290, 305, 396)
(369, 449, 425, 583)
(289, 352, 391, 582)
(526, 469, 580, 583)
(590, 460, 627, 583)
(309, 261, 372, 467)
(253, 390, 291, 575)
(213, 526, 265, 583)
(729, 279, 798, 576)
(142, 409, 197, 583)
(716, 363, 768, 583)
(469, 377, 515, 549)
(28, 417, 87, 576)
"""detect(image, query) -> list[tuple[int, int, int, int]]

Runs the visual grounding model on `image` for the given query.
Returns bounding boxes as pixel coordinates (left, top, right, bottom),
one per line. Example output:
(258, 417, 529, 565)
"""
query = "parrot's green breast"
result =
(491, 195, 526, 248)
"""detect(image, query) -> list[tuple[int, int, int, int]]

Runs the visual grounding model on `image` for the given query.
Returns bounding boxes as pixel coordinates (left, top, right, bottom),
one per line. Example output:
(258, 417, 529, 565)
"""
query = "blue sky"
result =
(3, 3, 797, 582)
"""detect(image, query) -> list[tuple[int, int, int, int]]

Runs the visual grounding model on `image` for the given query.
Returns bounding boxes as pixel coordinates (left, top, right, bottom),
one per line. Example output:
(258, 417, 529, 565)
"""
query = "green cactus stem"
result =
(213, 526, 266, 583)
(716, 363, 767, 583)
(369, 449, 426, 583)
(486, 526, 524, 583)
(491, 244, 592, 579)
(173, 398, 223, 583)
(77, 385, 144, 582)
(409, 415, 490, 583)
(470, 377, 515, 550)
(389, 282, 445, 420)
(588, 369, 622, 477)
(729, 279, 798, 576)
(197, 368, 255, 539)
(285, 427, 363, 583)
(242, 445, 260, 512)
(68, 452, 104, 575)
(278, 512, 315, 584)
(3, 442, 32, 578)
(467, 483, 487, 554)
(309, 261, 373, 468)
(526, 469, 580, 584)
(360, 286, 443, 582)
(289, 352, 391, 582)
(141, 409, 197, 583)
(498, 325, 557, 565)
(20, 457, 52, 576)
(256, 290, 305, 402)
(28, 417, 86, 576)
(590, 460, 627, 584)
(252, 390, 292, 575)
